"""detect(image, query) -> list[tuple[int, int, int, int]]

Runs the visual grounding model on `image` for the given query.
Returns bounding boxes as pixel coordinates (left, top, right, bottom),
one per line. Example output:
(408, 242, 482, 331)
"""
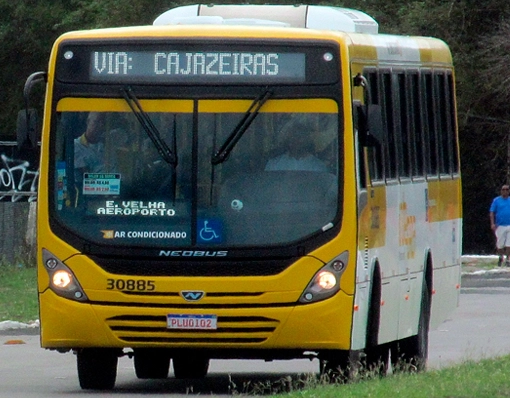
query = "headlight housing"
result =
(299, 251, 348, 304)
(42, 249, 88, 302)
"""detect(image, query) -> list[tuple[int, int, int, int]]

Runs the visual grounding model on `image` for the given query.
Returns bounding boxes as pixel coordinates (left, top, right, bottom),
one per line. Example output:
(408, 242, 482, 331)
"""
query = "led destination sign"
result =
(90, 50, 306, 83)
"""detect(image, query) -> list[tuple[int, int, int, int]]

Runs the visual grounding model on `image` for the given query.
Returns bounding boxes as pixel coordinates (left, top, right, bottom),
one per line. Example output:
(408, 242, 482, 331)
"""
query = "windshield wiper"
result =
(122, 87, 177, 166)
(211, 89, 272, 165)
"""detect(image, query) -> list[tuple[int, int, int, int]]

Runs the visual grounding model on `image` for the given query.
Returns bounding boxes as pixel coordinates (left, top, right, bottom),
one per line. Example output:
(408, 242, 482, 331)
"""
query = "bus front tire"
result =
(172, 355, 210, 379)
(364, 266, 389, 375)
(364, 344, 389, 375)
(319, 350, 359, 383)
(391, 285, 430, 372)
(77, 348, 119, 390)
(134, 349, 170, 379)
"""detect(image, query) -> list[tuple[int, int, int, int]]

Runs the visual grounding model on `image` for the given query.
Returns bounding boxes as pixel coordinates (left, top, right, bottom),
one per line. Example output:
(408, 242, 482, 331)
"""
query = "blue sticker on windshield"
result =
(197, 219, 223, 244)
(56, 161, 67, 210)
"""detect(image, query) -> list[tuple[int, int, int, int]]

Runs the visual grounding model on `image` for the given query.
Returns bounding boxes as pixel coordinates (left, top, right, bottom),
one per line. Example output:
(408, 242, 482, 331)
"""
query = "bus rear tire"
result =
(134, 349, 170, 379)
(77, 348, 119, 390)
(172, 355, 209, 379)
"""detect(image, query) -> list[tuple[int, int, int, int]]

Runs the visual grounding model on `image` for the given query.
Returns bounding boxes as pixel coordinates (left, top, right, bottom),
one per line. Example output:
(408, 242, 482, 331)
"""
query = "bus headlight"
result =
(299, 251, 349, 304)
(317, 271, 337, 289)
(42, 249, 88, 302)
(52, 270, 73, 288)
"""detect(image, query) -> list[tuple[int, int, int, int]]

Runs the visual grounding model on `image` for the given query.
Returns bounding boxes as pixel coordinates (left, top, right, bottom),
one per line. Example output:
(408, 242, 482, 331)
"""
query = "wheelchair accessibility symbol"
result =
(197, 219, 222, 243)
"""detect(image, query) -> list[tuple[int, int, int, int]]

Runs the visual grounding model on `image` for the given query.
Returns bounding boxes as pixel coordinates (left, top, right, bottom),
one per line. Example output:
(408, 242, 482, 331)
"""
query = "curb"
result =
(461, 270, 510, 288)
(0, 321, 40, 336)
(0, 327, 39, 337)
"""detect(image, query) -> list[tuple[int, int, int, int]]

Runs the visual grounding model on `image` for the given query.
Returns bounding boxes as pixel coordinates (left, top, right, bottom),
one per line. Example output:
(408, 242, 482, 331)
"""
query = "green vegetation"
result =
(462, 257, 501, 271)
(1, 0, 508, 253)
(257, 356, 510, 397)
(0, 265, 38, 322)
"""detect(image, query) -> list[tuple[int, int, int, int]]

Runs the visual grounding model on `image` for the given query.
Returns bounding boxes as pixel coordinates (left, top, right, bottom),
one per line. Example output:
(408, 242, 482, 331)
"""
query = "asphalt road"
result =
(1, 280, 509, 397)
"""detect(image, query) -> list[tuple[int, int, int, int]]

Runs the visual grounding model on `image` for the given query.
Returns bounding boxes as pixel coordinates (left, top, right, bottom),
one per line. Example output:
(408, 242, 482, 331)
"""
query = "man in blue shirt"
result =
(490, 184, 510, 266)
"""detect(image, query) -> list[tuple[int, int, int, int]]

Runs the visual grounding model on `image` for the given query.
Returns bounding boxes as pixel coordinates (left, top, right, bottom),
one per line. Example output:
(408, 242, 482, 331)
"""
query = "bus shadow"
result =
(113, 372, 320, 395)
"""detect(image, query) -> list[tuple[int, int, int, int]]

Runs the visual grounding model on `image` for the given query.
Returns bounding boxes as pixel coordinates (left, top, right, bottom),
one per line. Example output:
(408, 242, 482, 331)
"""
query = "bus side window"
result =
(435, 71, 456, 176)
(381, 71, 397, 180)
(364, 70, 384, 183)
(353, 103, 367, 189)
(447, 73, 459, 174)
(410, 72, 425, 178)
(396, 72, 411, 178)
(423, 72, 439, 177)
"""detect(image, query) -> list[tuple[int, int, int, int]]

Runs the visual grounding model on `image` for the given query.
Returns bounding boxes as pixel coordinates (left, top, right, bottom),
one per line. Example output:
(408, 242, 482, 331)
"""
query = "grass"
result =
(239, 356, 510, 397)
(461, 256, 500, 271)
(0, 264, 38, 323)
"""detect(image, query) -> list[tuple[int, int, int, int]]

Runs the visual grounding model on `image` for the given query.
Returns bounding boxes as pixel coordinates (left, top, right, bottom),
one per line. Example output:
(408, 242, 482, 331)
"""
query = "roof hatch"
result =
(153, 4, 379, 34)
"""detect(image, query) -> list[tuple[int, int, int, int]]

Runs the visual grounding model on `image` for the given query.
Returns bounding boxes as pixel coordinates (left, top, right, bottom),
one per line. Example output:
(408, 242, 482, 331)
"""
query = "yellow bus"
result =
(20, 4, 461, 390)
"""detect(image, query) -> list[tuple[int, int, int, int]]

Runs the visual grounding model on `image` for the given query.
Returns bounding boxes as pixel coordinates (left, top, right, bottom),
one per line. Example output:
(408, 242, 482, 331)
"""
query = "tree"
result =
(3, 0, 510, 252)
(0, 1, 74, 139)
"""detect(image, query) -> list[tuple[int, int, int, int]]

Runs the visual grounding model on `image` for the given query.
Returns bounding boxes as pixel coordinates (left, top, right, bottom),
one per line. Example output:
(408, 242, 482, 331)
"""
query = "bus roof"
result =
(53, 2, 452, 67)
(153, 4, 379, 35)
(346, 33, 452, 65)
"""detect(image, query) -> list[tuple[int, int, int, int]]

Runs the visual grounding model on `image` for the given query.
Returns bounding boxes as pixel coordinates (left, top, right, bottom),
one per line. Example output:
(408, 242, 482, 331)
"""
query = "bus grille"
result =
(106, 315, 279, 344)
(90, 256, 295, 277)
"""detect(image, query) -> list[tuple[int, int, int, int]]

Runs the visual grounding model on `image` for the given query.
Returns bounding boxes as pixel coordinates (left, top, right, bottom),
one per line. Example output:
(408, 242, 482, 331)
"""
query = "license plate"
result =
(167, 314, 217, 330)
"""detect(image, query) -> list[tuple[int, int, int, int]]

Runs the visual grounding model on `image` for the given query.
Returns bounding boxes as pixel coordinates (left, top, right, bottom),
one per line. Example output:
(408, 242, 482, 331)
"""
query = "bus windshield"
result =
(52, 98, 339, 248)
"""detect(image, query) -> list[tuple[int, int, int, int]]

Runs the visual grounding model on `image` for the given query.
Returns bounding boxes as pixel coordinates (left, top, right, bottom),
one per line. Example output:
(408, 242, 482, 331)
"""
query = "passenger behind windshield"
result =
(265, 118, 328, 172)
(72, 112, 128, 202)
(74, 112, 109, 175)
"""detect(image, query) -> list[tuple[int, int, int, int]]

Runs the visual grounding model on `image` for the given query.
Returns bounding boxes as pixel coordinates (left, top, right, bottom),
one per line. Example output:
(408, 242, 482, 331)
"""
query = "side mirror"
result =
(17, 109, 39, 150)
(366, 104, 383, 145)
(353, 73, 384, 147)
(17, 71, 47, 150)
(356, 104, 383, 147)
